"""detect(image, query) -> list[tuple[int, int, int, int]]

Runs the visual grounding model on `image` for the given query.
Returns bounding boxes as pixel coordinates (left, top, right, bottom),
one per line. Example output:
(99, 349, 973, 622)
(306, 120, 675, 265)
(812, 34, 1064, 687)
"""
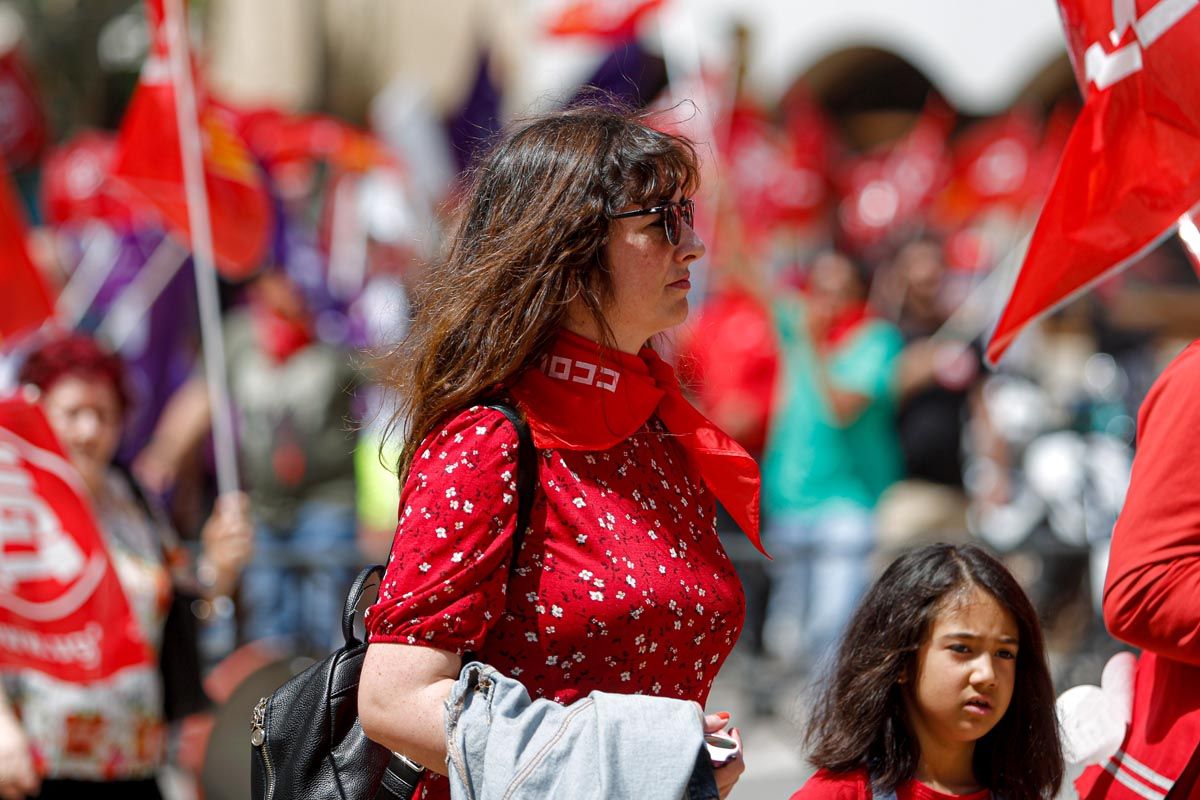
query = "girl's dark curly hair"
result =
(805, 543, 1064, 800)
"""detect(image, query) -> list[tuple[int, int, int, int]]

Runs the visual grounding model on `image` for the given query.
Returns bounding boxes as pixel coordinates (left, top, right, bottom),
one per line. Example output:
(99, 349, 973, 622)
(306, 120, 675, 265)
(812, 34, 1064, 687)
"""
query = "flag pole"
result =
(161, 0, 239, 496)
(327, 174, 368, 300)
(930, 230, 1031, 347)
(1175, 210, 1200, 278)
(55, 222, 120, 330)
(95, 234, 189, 351)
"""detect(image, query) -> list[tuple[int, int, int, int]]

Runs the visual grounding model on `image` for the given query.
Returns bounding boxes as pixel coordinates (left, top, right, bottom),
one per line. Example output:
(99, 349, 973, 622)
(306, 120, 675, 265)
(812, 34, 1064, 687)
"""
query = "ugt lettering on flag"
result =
(0, 397, 151, 682)
(986, 0, 1200, 364)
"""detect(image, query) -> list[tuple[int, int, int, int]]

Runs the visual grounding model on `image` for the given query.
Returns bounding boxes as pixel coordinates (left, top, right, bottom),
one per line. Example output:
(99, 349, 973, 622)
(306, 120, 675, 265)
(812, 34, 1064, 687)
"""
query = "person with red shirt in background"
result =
(676, 275, 779, 662)
(790, 544, 1063, 800)
(1076, 341, 1200, 800)
(356, 107, 768, 800)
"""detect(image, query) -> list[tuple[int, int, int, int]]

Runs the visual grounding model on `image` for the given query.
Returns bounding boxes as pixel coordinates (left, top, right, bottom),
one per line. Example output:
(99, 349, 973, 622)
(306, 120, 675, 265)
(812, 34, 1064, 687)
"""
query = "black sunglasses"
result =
(611, 198, 695, 246)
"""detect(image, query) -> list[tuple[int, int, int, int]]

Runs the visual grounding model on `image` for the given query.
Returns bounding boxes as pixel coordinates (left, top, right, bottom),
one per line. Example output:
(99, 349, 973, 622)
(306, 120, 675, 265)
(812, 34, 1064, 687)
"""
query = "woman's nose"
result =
(73, 409, 102, 441)
(677, 220, 705, 263)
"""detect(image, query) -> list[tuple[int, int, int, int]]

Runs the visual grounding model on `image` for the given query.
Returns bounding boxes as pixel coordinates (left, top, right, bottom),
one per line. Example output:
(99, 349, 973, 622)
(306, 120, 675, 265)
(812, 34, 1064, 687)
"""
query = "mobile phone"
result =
(704, 732, 741, 766)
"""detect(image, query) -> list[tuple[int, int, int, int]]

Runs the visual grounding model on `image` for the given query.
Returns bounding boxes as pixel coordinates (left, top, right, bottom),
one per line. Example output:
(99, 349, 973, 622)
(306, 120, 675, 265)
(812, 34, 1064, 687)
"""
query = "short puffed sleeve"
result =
(364, 406, 521, 654)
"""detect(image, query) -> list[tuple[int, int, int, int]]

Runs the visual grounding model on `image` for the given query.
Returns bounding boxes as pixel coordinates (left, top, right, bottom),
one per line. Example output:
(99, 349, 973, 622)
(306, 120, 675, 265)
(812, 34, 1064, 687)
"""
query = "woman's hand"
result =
(199, 492, 254, 597)
(0, 708, 39, 800)
(704, 712, 745, 799)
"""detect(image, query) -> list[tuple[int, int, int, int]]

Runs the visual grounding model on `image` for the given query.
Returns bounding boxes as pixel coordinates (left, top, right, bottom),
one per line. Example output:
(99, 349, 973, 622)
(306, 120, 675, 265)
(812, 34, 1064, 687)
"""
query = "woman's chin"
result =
(70, 458, 108, 492)
(664, 299, 690, 330)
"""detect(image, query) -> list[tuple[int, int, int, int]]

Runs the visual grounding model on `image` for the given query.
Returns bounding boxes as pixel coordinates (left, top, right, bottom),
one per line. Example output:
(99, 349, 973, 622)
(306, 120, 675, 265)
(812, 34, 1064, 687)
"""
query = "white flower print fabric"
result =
(365, 405, 746, 799)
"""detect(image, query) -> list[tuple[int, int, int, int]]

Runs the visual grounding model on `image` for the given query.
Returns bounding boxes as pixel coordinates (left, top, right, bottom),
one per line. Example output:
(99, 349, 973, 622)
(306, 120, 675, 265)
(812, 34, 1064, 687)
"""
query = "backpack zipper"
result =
(251, 696, 275, 799)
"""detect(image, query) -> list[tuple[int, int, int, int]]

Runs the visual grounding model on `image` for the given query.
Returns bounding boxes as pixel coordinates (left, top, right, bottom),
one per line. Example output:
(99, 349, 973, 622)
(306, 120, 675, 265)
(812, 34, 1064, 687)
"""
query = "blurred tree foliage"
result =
(8, 0, 209, 138)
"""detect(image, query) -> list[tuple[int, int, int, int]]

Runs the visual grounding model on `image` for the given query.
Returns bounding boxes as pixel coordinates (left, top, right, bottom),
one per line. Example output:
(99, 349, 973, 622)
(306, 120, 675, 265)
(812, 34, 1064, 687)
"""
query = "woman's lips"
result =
(668, 277, 691, 290)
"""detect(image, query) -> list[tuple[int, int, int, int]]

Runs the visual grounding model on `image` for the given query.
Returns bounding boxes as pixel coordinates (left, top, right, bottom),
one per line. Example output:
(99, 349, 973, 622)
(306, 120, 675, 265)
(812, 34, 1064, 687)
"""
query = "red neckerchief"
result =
(251, 303, 314, 364)
(508, 329, 767, 557)
(820, 300, 872, 350)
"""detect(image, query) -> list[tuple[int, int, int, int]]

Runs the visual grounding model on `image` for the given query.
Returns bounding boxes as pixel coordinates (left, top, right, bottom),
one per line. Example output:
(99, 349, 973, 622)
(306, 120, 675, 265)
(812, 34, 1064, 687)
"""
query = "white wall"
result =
(515, 0, 1069, 115)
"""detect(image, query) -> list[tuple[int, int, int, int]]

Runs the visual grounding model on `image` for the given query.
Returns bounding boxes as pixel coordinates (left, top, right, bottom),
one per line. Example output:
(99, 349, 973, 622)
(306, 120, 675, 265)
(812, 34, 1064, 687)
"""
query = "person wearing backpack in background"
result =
(357, 105, 769, 800)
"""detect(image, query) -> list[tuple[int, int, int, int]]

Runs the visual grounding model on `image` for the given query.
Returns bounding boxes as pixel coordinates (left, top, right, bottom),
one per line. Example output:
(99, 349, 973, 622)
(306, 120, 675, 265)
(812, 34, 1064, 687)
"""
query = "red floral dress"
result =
(365, 405, 746, 799)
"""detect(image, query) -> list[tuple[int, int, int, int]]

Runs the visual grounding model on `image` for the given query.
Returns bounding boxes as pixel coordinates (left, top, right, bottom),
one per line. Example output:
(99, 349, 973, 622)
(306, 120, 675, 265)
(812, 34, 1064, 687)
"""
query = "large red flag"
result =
(987, 0, 1200, 364)
(109, 0, 272, 280)
(0, 397, 151, 682)
(0, 159, 53, 343)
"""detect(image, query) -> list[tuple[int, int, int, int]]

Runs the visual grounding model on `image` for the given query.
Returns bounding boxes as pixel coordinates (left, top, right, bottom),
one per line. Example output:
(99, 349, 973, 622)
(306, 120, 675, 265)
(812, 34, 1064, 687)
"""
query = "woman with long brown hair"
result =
(358, 105, 765, 799)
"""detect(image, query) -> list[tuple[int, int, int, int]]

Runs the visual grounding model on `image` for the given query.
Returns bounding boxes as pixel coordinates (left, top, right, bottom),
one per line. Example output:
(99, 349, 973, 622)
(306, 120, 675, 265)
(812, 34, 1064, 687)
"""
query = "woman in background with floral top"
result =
(359, 105, 767, 800)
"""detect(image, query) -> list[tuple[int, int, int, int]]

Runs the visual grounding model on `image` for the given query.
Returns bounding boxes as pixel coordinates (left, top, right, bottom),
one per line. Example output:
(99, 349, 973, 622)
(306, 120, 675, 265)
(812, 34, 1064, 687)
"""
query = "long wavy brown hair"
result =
(381, 105, 700, 483)
(805, 543, 1064, 800)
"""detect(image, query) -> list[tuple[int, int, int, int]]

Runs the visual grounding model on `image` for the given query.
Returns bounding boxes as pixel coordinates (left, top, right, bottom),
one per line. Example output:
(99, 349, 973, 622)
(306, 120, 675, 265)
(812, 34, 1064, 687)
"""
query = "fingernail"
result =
(716, 711, 731, 720)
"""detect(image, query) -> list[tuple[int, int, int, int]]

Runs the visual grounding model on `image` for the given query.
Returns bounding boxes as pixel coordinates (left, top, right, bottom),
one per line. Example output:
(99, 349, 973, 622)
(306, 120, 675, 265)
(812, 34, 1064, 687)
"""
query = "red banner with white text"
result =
(0, 397, 150, 682)
(987, 0, 1200, 363)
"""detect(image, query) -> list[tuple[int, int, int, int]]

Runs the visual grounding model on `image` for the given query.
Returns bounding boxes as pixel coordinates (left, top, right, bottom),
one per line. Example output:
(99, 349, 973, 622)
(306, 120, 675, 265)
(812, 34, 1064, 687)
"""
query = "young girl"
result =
(791, 543, 1064, 800)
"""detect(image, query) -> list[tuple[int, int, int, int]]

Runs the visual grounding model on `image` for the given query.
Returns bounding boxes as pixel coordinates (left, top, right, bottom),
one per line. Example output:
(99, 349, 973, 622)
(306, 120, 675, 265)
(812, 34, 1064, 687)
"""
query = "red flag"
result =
(0, 397, 151, 682)
(40, 131, 140, 228)
(545, 0, 665, 41)
(0, 41, 48, 170)
(109, 1, 272, 280)
(0, 160, 53, 343)
(234, 108, 399, 176)
(934, 110, 1041, 227)
(721, 99, 833, 246)
(987, 0, 1200, 364)
(837, 100, 953, 255)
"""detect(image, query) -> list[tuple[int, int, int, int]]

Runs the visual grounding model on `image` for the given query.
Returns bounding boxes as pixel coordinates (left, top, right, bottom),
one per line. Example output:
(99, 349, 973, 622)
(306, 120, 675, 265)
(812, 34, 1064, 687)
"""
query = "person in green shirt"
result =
(761, 250, 904, 671)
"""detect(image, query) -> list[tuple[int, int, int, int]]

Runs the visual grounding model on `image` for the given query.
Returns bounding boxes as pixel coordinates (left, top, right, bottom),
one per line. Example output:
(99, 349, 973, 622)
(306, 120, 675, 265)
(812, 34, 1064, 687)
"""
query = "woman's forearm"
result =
(359, 644, 461, 776)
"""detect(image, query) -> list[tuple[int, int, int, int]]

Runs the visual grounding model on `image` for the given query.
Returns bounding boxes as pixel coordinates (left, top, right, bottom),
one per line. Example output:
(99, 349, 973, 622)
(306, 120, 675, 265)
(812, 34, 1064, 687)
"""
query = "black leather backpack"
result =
(250, 403, 536, 799)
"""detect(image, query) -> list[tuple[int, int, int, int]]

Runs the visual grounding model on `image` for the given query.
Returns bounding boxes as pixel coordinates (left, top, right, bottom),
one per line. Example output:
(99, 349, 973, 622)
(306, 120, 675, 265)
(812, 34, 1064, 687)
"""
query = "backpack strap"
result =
(343, 564, 386, 646)
(348, 402, 538, 647)
(483, 402, 537, 569)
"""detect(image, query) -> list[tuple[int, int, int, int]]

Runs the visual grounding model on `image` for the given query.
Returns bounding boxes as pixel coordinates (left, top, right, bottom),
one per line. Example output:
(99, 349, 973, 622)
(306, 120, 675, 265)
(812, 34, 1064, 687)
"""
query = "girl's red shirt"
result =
(792, 769, 993, 800)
